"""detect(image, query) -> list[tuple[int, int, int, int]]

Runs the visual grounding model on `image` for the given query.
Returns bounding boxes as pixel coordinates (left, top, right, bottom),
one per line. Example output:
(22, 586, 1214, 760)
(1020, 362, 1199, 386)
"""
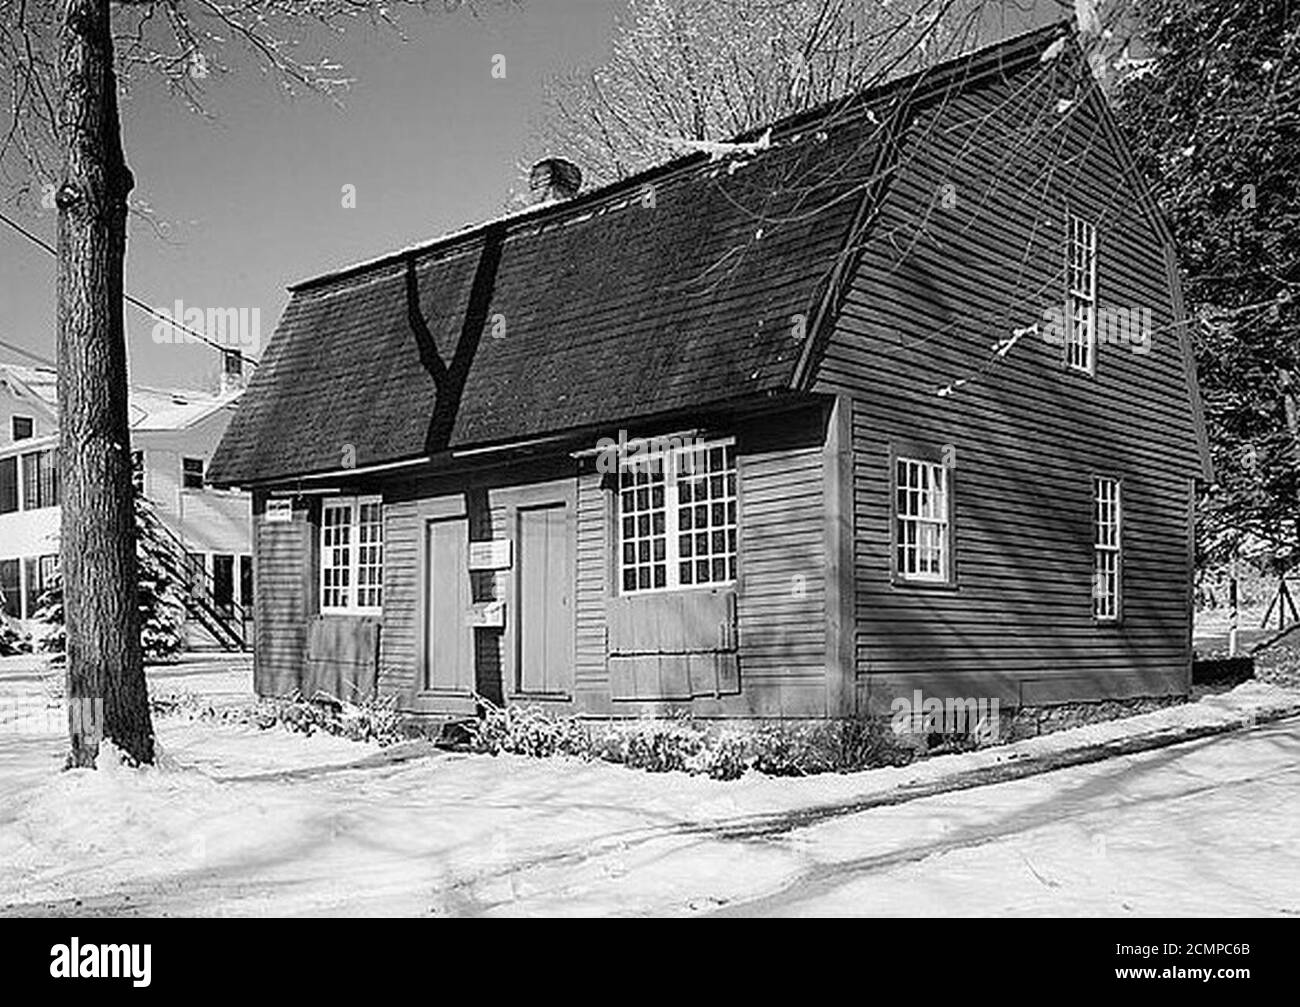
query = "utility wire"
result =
(0, 334, 56, 367)
(0, 208, 260, 368)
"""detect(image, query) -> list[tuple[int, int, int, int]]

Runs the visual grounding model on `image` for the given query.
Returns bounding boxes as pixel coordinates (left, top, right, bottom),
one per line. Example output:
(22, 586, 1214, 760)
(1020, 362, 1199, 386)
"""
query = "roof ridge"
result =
(289, 18, 1073, 296)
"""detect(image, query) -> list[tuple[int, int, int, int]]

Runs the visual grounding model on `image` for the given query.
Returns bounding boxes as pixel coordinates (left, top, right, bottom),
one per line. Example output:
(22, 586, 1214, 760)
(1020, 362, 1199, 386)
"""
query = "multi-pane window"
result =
(182, 457, 205, 490)
(21, 449, 58, 509)
(0, 457, 16, 515)
(1066, 212, 1098, 373)
(0, 559, 18, 619)
(618, 440, 737, 593)
(1094, 477, 1121, 620)
(21, 554, 58, 620)
(677, 444, 737, 587)
(239, 554, 253, 609)
(895, 456, 951, 582)
(321, 496, 383, 613)
(213, 554, 235, 613)
(356, 501, 384, 609)
(620, 461, 667, 591)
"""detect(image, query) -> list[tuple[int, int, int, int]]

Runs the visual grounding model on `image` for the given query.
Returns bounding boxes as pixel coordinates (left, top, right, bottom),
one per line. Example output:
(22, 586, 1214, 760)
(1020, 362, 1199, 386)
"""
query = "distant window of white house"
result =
(1066, 212, 1098, 374)
(181, 456, 205, 490)
(21, 449, 58, 510)
(894, 456, 952, 583)
(11, 416, 33, 441)
(321, 497, 383, 613)
(0, 456, 16, 515)
(618, 440, 736, 594)
(131, 450, 145, 496)
(1093, 477, 1121, 621)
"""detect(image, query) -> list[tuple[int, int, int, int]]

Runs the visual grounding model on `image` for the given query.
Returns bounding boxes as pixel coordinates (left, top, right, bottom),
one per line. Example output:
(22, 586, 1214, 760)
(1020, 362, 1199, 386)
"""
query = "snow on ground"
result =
(1, 653, 1298, 916)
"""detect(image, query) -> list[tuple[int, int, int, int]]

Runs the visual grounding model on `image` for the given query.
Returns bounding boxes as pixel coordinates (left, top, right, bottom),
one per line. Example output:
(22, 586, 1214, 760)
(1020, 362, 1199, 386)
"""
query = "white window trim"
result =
(893, 455, 953, 584)
(319, 494, 384, 615)
(181, 456, 206, 491)
(617, 437, 737, 596)
(1093, 477, 1122, 622)
(1066, 211, 1098, 375)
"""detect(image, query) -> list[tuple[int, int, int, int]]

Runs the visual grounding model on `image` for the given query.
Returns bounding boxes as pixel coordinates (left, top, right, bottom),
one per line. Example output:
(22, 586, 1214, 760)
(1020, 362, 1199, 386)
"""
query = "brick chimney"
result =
(529, 157, 582, 205)
(220, 349, 244, 395)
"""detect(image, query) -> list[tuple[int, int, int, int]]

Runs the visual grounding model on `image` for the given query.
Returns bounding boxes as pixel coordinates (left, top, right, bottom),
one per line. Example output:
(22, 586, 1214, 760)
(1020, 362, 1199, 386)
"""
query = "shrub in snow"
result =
(150, 690, 407, 746)
(467, 701, 913, 780)
(0, 610, 29, 655)
(471, 700, 591, 758)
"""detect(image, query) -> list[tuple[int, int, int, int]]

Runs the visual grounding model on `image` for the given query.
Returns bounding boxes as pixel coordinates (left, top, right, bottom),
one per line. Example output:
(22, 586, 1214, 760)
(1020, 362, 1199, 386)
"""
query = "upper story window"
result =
(320, 496, 383, 614)
(21, 449, 58, 510)
(11, 416, 33, 441)
(618, 439, 737, 593)
(893, 452, 954, 584)
(1093, 476, 1122, 621)
(1066, 212, 1098, 374)
(181, 456, 205, 490)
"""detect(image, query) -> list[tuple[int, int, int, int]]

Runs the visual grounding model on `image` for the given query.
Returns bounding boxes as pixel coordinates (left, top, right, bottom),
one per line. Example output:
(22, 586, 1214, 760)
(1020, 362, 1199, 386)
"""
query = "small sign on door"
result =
(467, 599, 506, 628)
(468, 539, 512, 571)
(265, 499, 293, 523)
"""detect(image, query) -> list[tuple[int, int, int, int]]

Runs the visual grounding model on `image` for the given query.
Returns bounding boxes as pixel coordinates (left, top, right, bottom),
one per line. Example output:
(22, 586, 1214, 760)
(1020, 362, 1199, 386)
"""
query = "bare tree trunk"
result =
(56, 0, 153, 766)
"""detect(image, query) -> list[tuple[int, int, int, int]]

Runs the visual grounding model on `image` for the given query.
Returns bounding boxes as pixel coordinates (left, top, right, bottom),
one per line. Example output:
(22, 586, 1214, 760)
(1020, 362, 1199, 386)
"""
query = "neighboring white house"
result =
(0, 361, 252, 649)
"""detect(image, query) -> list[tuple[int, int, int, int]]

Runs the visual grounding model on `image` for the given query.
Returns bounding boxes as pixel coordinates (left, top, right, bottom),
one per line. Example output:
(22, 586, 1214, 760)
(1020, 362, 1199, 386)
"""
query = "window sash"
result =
(895, 456, 951, 582)
(618, 440, 737, 594)
(1065, 212, 1098, 374)
(320, 496, 383, 613)
(181, 457, 205, 490)
(18, 449, 58, 510)
(0, 456, 16, 515)
(1093, 477, 1121, 620)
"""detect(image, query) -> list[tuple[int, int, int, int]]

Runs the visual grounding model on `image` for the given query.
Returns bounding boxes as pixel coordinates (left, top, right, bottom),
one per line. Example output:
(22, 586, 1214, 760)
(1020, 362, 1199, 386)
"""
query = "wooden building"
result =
(208, 23, 1212, 719)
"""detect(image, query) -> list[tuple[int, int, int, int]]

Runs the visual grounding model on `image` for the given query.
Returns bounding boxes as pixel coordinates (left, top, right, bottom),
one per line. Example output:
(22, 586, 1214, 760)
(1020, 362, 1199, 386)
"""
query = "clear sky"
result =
(0, 0, 1060, 393)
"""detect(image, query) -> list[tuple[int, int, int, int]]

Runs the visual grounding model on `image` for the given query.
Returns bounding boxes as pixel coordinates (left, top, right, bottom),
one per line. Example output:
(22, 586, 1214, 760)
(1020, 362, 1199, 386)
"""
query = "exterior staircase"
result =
(137, 502, 249, 652)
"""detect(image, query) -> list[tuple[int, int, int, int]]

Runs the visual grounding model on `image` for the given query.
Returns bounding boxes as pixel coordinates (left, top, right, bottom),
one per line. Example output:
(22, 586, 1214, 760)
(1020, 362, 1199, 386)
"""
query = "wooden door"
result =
(516, 503, 573, 695)
(423, 516, 472, 692)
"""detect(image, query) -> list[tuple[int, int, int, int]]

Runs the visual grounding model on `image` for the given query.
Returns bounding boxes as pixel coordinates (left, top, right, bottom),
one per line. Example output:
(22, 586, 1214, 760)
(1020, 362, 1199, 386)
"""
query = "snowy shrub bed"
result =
(468, 700, 913, 780)
(150, 691, 406, 746)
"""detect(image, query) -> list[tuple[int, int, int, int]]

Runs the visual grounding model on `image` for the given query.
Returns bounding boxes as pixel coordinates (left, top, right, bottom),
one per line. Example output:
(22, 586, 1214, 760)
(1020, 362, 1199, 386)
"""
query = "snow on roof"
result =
(0, 362, 241, 432)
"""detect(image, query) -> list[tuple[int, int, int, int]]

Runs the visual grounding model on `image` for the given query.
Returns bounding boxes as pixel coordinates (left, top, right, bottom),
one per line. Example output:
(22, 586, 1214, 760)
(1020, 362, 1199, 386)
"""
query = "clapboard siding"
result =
(376, 496, 421, 697)
(251, 492, 315, 697)
(814, 65, 1202, 710)
(574, 470, 609, 699)
(735, 443, 827, 707)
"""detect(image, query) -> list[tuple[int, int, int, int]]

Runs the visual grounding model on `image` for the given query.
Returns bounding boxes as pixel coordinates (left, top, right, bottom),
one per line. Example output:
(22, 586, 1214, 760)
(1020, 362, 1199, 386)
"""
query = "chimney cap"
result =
(529, 157, 582, 203)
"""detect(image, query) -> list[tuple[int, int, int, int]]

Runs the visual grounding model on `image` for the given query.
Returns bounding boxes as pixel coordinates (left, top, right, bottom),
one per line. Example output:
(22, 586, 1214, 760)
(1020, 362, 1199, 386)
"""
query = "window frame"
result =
(615, 437, 738, 596)
(11, 416, 33, 441)
(1092, 475, 1123, 623)
(1064, 210, 1099, 376)
(889, 442, 957, 588)
(319, 495, 384, 615)
(0, 455, 16, 515)
(20, 448, 58, 510)
(181, 456, 205, 490)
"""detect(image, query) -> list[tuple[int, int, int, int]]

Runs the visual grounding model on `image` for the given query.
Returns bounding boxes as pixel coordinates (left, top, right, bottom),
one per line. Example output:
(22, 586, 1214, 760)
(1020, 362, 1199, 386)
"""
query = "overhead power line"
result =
(0, 334, 57, 367)
(0, 208, 259, 368)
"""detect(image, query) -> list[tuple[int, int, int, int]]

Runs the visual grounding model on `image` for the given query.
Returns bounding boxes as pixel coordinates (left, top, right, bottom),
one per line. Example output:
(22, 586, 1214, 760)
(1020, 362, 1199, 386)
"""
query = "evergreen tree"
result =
(1115, 0, 1300, 573)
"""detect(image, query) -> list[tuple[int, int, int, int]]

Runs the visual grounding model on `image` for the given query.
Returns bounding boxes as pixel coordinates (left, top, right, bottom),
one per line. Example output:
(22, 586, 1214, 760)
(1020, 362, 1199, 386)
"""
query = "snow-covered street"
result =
(1, 656, 1298, 917)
